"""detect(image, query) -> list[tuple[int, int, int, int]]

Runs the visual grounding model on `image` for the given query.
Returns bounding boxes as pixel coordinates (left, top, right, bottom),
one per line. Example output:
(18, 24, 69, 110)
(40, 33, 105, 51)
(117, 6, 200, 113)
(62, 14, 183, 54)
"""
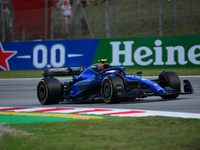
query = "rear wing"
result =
(43, 66, 85, 78)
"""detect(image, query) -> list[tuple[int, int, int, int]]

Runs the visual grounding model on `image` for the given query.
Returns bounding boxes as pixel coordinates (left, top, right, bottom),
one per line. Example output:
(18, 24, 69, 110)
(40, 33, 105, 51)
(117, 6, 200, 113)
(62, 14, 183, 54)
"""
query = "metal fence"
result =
(1, 0, 200, 42)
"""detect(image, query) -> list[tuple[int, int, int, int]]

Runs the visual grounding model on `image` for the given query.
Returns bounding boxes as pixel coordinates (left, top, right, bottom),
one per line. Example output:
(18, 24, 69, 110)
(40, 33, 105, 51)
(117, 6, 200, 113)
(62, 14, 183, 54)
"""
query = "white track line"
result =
(0, 107, 200, 119)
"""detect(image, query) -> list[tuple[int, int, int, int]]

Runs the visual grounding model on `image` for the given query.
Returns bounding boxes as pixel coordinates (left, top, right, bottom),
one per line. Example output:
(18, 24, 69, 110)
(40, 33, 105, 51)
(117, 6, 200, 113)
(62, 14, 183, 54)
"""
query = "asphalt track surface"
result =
(0, 77, 199, 113)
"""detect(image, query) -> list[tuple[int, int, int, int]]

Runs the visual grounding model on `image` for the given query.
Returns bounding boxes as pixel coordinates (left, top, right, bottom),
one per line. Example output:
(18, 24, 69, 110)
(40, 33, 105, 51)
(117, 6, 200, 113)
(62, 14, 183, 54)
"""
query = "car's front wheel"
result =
(101, 76, 125, 104)
(159, 71, 180, 99)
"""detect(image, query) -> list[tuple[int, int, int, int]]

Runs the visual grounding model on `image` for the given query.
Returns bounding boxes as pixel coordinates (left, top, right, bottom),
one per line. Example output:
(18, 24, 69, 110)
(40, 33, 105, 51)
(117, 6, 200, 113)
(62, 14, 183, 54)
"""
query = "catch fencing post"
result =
(105, 0, 110, 38)
(45, 0, 47, 40)
(137, 0, 141, 29)
(159, 0, 163, 36)
(22, 30, 25, 41)
(1, 0, 5, 41)
(149, 0, 152, 36)
(51, 7, 54, 40)
(11, 6, 14, 41)
(2, 10, 5, 42)
(78, 1, 82, 39)
(174, 0, 177, 27)
(190, 0, 193, 35)
(113, 0, 116, 38)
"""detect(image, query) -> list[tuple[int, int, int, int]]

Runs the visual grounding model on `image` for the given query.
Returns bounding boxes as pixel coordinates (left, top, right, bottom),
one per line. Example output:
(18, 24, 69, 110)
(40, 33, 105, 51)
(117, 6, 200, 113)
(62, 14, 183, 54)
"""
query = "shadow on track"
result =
(59, 97, 190, 105)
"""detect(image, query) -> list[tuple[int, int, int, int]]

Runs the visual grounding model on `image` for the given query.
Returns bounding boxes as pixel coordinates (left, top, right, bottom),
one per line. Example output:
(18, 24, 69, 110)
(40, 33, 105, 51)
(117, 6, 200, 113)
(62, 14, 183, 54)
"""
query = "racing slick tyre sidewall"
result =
(37, 78, 62, 105)
(161, 71, 180, 99)
(101, 76, 125, 104)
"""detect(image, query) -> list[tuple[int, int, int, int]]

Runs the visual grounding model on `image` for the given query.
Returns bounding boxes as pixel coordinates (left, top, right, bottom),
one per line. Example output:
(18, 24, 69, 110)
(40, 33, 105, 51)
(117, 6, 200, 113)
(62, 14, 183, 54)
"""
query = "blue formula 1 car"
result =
(37, 59, 194, 105)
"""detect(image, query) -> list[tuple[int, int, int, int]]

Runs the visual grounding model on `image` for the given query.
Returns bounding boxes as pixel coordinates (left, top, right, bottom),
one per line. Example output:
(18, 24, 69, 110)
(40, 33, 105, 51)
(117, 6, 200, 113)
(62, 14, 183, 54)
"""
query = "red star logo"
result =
(0, 43, 17, 71)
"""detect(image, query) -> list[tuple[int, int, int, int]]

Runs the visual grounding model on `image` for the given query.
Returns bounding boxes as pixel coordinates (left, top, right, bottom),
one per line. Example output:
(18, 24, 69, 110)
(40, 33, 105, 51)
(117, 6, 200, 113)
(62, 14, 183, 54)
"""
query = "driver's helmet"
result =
(97, 59, 110, 71)
(97, 63, 110, 71)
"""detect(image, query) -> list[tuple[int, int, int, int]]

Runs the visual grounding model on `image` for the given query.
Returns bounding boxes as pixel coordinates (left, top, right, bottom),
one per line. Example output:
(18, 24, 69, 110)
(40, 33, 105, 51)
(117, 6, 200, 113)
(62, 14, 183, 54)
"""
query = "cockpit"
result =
(89, 59, 110, 72)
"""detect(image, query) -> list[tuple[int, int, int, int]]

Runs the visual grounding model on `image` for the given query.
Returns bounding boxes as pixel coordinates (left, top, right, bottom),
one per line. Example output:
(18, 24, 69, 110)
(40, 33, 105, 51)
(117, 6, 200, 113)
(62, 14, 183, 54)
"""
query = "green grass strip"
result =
(0, 67, 200, 78)
(1, 117, 200, 150)
(0, 115, 78, 124)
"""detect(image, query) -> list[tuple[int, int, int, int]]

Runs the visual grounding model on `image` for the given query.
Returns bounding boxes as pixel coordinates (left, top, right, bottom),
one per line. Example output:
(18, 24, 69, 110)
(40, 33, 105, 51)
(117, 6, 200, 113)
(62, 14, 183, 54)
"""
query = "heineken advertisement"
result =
(92, 35, 200, 68)
(0, 35, 200, 71)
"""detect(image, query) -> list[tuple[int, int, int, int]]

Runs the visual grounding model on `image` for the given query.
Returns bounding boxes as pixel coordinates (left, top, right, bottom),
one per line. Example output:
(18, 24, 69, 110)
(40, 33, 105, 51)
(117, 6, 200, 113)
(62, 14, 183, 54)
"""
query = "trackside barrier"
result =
(0, 35, 199, 71)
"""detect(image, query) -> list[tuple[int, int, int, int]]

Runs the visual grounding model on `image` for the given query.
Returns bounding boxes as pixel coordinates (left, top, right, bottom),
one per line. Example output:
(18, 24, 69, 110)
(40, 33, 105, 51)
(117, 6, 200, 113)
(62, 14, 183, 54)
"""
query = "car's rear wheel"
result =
(160, 71, 180, 99)
(37, 78, 62, 105)
(101, 76, 125, 104)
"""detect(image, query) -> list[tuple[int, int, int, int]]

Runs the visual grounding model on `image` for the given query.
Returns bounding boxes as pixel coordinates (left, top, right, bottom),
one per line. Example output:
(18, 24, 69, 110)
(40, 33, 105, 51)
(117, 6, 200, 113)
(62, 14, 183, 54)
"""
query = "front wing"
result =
(125, 79, 194, 99)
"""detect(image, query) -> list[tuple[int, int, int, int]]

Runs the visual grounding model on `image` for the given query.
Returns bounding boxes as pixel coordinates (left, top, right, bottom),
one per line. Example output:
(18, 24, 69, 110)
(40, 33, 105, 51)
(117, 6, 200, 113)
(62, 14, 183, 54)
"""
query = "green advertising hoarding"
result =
(92, 35, 200, 68)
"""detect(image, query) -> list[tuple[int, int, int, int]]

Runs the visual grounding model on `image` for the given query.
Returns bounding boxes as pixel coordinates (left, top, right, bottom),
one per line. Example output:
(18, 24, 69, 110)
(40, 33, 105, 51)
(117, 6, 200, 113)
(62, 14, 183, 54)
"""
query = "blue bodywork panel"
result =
(69, 65, 168, 97)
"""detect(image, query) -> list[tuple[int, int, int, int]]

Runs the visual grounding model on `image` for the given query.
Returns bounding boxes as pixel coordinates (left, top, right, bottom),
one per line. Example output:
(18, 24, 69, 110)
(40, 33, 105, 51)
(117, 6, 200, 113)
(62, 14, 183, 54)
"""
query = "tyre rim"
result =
(38, 83, 46, 100)
(103, 82, 111, 98)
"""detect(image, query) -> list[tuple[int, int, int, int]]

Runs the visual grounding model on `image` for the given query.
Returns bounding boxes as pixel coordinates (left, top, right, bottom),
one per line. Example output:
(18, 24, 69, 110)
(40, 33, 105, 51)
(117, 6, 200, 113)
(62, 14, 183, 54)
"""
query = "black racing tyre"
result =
(37, 78, 62, 105)
(101, 76, 125, 104)
(161, 71, 180, 99)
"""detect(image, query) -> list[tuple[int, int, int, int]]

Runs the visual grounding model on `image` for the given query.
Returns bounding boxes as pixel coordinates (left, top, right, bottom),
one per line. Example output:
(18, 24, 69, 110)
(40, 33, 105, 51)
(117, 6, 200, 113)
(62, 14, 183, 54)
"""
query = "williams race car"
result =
(37, 59, 194, 105)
